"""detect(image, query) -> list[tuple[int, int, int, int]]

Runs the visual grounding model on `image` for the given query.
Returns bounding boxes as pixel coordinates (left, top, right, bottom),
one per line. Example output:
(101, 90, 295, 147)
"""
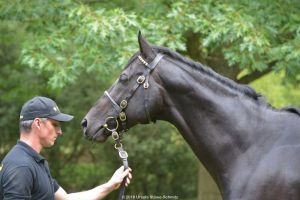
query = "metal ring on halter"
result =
(114, 143, 123, 149)
(112, 131, 119, 140)
(104, 116, 119, 132)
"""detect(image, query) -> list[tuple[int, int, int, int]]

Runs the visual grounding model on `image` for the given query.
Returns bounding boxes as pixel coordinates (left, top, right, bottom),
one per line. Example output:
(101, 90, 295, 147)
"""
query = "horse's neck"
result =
(156, 58, 268, 186)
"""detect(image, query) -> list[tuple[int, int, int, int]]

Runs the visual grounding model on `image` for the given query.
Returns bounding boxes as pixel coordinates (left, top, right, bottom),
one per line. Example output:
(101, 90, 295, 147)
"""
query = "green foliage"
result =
(123, 123, 198, 197)
(20, 2, 139, 88)
(1, 1, 300, 199)
(168, 0, 300, 76)
(0, 20, 49, 151)
(251, 72, 300, 108)
(1, 0, 300, 88)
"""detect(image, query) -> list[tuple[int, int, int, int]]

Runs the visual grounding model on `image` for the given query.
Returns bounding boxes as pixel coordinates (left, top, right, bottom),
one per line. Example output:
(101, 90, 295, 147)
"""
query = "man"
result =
(0, 96, 132, 200)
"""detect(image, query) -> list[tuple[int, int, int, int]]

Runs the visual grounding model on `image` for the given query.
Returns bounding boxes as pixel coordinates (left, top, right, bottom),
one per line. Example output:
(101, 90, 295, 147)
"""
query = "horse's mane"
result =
(154, 46, 300, 115)
(153, 46, 269, 105)
(281, 107, 300, 117)
(125, 45, 300, 114)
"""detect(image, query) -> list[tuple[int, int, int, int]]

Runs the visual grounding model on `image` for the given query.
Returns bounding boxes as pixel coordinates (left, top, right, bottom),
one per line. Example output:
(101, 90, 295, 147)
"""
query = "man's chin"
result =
(43, 140, 57, 148)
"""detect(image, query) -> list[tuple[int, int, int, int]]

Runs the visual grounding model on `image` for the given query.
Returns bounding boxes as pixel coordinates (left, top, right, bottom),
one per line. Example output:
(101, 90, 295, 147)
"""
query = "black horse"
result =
(82, 32, 300, 200)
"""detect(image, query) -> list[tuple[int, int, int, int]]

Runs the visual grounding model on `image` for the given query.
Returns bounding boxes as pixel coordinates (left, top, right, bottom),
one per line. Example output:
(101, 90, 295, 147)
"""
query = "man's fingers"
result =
(117, 166, 131, 173)
(117, 166, 125, 172)
(117, 166, 132, 181)
(121, 168, 132, 177)
(128, 172, 132, 179)
(125, 175, 131, 187)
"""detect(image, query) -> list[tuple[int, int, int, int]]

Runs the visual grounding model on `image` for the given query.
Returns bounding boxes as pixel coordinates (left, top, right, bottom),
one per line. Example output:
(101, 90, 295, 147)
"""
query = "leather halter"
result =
(102, 53, 164, 199)
(103, 53, 164, 131)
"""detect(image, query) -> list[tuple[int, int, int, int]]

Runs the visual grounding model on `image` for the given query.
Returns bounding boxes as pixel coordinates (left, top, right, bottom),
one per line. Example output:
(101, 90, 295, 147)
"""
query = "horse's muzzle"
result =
(81, 118, 88, 137)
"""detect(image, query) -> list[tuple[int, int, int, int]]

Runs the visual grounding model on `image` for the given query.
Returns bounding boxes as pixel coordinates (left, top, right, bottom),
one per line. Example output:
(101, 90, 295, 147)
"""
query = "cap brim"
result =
(49, 113, 74, 122)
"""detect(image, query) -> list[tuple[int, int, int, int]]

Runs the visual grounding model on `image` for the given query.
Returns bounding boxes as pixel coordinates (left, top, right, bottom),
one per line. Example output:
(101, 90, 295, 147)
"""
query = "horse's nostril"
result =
(81, 118, 87, 128)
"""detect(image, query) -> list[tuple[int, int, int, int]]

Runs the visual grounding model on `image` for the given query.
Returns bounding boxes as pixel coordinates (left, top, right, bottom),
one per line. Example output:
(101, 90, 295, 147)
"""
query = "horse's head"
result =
(82, 32, 164, 142)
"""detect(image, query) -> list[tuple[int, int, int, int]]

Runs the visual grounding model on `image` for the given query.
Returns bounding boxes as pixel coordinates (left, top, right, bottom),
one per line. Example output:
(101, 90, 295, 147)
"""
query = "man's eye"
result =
(119, 74, 128, 82)
(51, 122, 60, 128)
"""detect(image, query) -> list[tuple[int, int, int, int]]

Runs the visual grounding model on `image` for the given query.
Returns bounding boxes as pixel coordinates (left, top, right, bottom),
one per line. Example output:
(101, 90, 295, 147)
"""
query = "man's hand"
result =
(107, 166, 132, 190)
(55, 166, 132, 200)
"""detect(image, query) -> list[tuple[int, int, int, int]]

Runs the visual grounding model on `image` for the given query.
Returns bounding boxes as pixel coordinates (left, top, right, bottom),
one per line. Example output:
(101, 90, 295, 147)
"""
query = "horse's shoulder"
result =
(281, 107, 300, 117)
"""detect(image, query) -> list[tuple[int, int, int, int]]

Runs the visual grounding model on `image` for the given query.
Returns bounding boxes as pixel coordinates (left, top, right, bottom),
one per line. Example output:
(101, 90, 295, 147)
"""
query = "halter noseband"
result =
(102, 53, 164, 200)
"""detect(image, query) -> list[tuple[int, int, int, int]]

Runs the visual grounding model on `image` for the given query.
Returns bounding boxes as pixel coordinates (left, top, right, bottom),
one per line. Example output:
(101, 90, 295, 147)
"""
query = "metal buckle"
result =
(118, 150, 128, 159)
(120, 100, 127, 109)
(143, 82, 149, 89)
(119, 112, 127, 121)
(137, 76, 145, 84)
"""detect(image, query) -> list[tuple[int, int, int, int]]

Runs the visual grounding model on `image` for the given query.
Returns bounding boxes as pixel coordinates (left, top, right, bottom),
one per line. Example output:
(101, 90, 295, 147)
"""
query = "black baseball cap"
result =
(20, 96, 73, 122)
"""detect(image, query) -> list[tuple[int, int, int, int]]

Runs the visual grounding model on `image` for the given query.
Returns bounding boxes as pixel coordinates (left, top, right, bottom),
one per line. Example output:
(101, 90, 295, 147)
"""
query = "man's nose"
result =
(56, 127, 63, 135)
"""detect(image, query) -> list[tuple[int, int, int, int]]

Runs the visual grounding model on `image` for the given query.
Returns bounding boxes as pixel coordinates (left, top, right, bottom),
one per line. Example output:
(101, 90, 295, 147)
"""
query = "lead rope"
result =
(111, 130, 128, 200)
(102, 115, 128, 200)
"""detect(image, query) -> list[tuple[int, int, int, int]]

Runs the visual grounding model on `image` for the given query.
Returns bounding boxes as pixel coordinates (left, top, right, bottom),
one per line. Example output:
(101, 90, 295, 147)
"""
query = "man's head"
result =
(20, 96, 73, 122)
(19, 96, 73, 148)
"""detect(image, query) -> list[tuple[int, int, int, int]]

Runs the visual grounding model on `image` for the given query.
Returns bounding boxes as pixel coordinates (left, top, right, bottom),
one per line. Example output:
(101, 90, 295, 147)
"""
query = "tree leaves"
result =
(1, 0, 299, 86)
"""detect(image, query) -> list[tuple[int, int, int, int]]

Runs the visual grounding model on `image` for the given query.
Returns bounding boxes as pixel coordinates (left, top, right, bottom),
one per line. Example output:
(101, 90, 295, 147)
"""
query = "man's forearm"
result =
(66, 182, 115, 200)
(54, 166, 131, 200)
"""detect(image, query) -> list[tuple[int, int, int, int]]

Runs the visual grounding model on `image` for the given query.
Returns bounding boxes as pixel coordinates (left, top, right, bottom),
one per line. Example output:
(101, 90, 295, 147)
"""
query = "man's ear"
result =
(33, 118, 42, 130)
(138, 31, 156, 61)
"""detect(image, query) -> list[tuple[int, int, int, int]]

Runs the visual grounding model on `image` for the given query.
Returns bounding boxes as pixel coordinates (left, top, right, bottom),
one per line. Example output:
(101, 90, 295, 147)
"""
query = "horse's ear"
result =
(138, 31, 156, 61)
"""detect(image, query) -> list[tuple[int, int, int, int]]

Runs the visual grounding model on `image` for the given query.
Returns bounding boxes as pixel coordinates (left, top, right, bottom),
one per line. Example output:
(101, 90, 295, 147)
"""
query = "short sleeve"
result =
(52, 179, 60, 193)
(2, 166, 33, 200)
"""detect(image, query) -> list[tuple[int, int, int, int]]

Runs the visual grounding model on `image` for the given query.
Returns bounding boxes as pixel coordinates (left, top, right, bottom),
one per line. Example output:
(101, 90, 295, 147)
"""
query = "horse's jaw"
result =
(83, 126, 110, 143)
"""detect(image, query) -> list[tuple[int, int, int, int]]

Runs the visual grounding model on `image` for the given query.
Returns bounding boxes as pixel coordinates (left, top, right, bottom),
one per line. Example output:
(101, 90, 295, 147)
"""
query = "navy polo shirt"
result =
(0, 141, 60, 200)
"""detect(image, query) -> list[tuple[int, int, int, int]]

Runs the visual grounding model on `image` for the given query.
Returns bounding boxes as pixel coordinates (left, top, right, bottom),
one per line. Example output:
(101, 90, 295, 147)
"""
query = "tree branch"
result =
(238, 61, 277, 84)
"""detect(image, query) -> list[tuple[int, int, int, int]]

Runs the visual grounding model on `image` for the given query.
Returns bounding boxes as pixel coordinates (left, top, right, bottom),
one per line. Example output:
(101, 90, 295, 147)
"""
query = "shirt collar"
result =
(17, 140, 45, 163)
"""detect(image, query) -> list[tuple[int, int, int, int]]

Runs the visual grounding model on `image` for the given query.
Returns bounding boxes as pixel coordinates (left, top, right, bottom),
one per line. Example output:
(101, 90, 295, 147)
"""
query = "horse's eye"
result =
(119, 74, 128, 82)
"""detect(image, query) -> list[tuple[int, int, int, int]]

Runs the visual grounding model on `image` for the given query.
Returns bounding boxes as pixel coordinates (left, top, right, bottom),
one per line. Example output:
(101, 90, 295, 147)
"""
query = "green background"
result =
(1, 0, 299, 199)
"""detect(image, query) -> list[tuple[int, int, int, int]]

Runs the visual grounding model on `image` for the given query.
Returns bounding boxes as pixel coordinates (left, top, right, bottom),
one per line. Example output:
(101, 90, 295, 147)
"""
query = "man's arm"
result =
(55, 166, 132, 200)
(1, 166, 33, 200)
